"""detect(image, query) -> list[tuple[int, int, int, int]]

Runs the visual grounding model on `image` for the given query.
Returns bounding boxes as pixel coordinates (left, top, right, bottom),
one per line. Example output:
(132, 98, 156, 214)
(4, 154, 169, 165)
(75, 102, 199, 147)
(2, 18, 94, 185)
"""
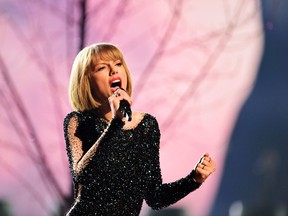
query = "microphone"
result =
(119, 100, 132, 121)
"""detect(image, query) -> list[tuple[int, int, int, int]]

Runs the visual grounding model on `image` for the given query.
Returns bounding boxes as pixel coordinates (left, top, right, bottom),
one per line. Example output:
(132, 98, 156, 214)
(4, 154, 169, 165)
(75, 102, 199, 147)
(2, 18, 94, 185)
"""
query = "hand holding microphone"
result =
(108, 88, 132, 121)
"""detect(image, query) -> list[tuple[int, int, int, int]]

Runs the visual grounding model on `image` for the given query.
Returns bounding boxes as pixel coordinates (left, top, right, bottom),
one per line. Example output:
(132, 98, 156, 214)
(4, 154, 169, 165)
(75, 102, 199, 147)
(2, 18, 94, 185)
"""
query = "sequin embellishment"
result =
(63, 111, 201, 216)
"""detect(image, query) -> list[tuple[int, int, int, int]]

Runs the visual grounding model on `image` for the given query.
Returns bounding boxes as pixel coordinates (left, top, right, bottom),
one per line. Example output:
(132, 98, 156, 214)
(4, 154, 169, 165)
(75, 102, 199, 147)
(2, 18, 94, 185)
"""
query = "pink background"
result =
(0, 1, 263, 215)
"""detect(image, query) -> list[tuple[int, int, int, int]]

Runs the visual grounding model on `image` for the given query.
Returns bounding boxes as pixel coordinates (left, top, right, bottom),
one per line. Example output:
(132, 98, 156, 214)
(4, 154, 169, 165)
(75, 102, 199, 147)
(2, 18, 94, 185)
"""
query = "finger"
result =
(117, 88, 132, 105)
(195, 162, 206, 171)
(110, 88, 133, 120)
(195, 167, 211, 183)
(199, 163, 209, 171)
(113, 88, 122, 98)
(198, 153, 209, 163)
(109, 90, 124, 115)
(203, 154, 212, 162)
(194, 157, 205, 170)
(197, 164, 215, 177)
(203, 152, 209, 158)
(197, 166, 211, 176)
(200, 155, 214, 169)
(198, 159, 216, 173)
(203, 162, 216, 174)
(201, 158, 212, 166)
(111, 88, 128, 103)
(195, 154, 213, 170)
(205, 157, 216, 168)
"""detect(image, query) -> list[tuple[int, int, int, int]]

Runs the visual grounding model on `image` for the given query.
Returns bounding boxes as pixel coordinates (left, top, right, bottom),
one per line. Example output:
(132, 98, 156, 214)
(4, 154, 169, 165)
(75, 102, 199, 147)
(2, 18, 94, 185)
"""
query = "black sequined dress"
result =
(64, 110, 201, 216)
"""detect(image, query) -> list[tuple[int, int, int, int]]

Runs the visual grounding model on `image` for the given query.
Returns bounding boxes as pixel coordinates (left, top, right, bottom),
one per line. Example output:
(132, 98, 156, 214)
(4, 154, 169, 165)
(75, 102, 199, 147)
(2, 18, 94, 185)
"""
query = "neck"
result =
(103, 111, 113, 121)
(94, 103, 113, 121)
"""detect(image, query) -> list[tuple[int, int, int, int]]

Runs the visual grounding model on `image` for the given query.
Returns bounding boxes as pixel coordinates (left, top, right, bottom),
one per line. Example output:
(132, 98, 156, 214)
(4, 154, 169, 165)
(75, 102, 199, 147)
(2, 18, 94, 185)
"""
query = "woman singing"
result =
(64, 43, 216, 216)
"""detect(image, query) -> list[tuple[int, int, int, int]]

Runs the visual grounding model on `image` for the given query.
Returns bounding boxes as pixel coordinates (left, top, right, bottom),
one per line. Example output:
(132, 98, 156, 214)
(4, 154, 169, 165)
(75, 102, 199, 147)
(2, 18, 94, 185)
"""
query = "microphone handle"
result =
(119, 100, 132, 121)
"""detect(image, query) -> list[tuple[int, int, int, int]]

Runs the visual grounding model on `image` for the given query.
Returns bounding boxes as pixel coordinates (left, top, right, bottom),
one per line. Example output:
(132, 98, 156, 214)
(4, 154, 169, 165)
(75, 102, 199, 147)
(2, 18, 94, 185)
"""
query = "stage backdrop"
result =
(0, 1, 263, 216)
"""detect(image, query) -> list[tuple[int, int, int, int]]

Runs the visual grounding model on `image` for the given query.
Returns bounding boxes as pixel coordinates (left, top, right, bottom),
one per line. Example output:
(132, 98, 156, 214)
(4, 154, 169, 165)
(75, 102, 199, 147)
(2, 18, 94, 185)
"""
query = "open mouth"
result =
(110, 78, 122, 91)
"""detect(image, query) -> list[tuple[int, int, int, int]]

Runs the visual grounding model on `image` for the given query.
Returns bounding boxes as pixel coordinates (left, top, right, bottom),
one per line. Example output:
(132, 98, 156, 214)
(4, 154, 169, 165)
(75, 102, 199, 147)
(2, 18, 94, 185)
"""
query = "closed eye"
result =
(96, 66, 105, 72)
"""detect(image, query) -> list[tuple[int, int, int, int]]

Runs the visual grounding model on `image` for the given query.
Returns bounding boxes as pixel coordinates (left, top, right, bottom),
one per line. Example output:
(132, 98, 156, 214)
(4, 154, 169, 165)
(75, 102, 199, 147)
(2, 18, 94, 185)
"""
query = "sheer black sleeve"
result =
(143, 115, 202, 210)
(63, 112, 115, 187)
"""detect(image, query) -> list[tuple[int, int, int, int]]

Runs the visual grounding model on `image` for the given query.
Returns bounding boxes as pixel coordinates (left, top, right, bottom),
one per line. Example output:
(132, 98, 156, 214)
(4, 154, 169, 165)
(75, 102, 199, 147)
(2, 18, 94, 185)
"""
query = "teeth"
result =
(111, 79, 121, 88)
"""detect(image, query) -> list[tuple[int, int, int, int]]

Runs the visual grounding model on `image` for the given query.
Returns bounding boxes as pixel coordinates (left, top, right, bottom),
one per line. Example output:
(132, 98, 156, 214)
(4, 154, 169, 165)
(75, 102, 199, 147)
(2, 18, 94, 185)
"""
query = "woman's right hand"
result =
(108, 88, 132, 119)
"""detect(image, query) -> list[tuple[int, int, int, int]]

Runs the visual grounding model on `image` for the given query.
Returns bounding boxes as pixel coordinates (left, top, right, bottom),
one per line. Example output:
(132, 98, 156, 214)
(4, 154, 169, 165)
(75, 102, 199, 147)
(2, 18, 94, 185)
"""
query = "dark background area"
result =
(211, 1, 288, 215)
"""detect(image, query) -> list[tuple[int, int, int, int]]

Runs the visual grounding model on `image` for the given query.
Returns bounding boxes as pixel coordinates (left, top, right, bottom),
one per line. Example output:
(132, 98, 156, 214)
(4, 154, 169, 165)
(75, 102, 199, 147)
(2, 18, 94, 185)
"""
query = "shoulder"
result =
(135, 111, 160, 137)
(63, 111, 82, 134)
(131, 111, 158, 126)
(63, 110, 104, 143)
(142, 112, 159, 127)
(63, 110, 95, 130)
(64, 111, 80, 121)
(64, 110, 99, 124)
(63, 111, 84, 127)
(138, 112, 161, 148)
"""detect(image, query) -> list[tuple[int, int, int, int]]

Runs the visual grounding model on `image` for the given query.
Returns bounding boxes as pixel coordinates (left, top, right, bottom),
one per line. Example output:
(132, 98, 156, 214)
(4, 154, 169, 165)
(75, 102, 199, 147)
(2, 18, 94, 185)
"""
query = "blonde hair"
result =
(69, 43, 132, 111)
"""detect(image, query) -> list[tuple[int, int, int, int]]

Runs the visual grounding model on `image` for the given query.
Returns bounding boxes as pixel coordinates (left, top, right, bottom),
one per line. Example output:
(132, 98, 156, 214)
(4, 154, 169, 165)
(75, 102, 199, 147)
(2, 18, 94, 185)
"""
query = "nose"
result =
(109, 63, 118, 76)
(110, 69, 118, 76)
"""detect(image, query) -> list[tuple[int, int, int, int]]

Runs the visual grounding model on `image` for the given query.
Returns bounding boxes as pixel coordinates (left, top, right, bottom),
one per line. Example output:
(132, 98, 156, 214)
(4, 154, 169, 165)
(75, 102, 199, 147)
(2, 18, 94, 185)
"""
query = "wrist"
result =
(192, 170, 203, 185)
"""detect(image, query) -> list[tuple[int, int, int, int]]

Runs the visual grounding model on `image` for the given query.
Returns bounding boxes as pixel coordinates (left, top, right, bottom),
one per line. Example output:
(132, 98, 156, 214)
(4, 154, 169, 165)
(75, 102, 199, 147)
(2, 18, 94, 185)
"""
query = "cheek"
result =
(89, 76, 107, 97)
(122, 72, 128, 89)
(90, 73, 107, 88)
(94, 81, 107, 94)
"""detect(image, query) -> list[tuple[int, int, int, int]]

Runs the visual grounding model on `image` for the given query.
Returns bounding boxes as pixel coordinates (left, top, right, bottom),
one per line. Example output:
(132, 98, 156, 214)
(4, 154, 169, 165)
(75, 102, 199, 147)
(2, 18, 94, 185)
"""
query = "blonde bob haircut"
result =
(69, 43, 132, 111)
